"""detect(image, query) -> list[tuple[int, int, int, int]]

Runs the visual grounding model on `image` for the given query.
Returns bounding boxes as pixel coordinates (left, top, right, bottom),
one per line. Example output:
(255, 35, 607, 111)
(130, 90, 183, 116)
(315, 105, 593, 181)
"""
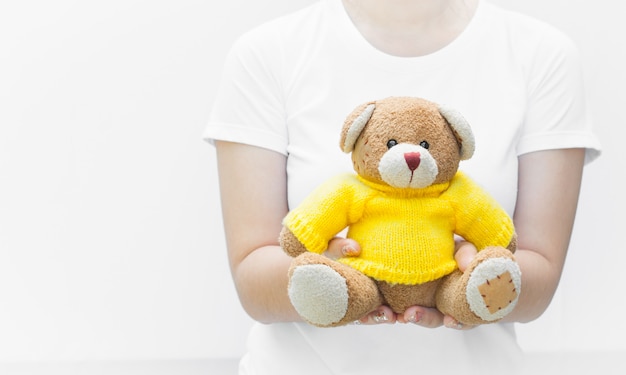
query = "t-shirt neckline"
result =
(326, 0, 488, 73)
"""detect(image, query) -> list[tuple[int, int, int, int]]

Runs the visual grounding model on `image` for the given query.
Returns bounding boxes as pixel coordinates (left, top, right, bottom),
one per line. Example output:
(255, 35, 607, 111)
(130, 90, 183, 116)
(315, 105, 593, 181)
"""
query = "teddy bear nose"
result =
(404, 152, 421, 171)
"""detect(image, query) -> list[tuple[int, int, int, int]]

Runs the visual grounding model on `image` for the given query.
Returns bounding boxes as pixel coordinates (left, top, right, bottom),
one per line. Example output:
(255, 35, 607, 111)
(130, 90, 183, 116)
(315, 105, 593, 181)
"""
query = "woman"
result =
(205, 0, 601, 373)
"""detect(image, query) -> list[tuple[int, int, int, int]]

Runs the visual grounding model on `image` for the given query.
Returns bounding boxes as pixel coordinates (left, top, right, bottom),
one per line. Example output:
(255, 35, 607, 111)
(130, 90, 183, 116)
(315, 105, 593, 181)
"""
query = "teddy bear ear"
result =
(340, 102, 376, 153)
(438, 105, 475, 160)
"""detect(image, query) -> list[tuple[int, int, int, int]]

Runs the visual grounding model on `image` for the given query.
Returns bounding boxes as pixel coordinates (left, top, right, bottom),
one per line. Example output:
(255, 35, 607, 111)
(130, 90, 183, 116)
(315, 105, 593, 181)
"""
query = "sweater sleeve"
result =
(282, 174, 365, 254)
(445, 173, 515, 250)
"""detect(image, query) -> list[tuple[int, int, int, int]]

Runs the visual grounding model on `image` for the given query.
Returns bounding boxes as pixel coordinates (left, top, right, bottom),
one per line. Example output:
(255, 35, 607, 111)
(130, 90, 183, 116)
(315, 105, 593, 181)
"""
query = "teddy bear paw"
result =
(465, 257, 522, 322)
(288, 264, 350, 327)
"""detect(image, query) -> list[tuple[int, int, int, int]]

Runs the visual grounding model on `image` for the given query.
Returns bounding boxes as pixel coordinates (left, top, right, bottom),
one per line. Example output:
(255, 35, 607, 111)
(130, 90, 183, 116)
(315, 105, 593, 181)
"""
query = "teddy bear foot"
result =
(465, 247, 522, 322)
(289, 263, 349, 326)
(287, 253, 382, 327)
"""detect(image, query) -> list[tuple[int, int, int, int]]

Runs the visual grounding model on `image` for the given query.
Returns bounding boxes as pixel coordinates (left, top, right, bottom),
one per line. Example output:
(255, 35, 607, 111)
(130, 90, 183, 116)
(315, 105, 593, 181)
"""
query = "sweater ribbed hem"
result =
(339, 258, 458, 285)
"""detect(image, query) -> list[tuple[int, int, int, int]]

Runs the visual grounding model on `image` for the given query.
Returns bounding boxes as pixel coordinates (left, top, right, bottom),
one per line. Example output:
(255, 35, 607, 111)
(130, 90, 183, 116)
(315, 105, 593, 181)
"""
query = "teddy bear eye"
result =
(386, 139, 398, 149)
(420, 141, 430, 149)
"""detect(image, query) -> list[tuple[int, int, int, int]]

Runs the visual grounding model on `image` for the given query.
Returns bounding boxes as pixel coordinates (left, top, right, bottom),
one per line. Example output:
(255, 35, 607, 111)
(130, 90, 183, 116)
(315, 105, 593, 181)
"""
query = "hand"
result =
(325, 238, 397, 324)
(325, 236, 362, 259)
(324, 237, 480, 328)
(398, 240, 479, 330)
(454, 239, 478, 272)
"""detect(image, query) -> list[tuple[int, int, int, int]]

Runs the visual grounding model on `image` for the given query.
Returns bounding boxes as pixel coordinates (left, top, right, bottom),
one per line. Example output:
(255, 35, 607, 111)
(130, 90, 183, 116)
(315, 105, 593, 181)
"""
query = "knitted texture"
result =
(283, 172, 514, 285)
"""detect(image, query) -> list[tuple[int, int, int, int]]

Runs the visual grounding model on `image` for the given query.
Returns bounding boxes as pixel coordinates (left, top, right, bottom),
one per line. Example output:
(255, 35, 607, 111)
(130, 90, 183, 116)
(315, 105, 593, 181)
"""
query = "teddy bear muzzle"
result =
(378, 143, 439, 188)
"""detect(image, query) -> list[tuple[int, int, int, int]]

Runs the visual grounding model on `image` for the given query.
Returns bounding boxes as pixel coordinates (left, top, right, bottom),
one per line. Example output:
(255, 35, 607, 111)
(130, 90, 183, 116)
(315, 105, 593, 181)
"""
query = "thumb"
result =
(325, 237, 361, 260)
(455, 241, 478, 272)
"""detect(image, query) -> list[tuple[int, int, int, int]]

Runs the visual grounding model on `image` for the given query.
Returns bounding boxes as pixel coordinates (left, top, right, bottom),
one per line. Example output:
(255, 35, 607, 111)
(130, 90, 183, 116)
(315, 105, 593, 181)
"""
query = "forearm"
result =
(500, 148, 585, 323)
(215, 141, 299, 324)
(232, 245, 303, 324)
(500, 247, 562, 323)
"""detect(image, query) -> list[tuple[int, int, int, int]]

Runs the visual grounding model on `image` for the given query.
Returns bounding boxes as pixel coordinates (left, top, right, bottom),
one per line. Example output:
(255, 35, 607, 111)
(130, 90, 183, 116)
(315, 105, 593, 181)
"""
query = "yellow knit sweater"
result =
(284, 172, 514, 285)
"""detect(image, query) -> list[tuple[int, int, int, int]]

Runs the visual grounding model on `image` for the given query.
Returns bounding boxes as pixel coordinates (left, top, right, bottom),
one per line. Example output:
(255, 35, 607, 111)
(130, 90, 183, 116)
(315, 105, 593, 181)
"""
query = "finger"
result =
(400, 306, 444, 328)
(325, 237, 361, 259)
(355, 305, 396, 325)
(454, 241, 478, 272)
(443, 315, 475, 331)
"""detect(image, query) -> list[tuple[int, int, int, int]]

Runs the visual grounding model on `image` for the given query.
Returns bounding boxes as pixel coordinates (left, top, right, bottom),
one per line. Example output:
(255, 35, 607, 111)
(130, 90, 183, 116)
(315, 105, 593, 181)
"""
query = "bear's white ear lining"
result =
(438, 105, 475, 160)
(341, 103, 376, 153)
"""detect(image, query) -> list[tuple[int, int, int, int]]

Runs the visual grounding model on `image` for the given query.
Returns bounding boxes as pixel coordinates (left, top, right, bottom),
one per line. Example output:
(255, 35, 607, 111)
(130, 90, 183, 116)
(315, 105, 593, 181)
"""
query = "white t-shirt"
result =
(205, 0, 601, 373)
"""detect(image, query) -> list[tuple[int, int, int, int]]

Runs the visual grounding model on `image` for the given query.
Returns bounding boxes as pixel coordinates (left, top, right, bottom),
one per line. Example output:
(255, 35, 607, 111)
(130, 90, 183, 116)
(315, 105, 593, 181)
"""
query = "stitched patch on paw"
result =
(477, 271, 518, 314)
(466, 257, 521, 321)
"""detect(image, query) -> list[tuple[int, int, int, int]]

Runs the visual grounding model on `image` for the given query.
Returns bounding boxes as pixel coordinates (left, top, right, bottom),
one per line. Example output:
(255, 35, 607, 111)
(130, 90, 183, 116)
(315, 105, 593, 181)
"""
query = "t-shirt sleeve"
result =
(203, 31, 288, 155)
(517, 28, 601, 164)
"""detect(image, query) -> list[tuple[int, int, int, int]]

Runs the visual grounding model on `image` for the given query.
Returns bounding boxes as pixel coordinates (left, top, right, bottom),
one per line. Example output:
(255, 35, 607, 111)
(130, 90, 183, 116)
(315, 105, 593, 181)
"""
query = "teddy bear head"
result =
(339, 97, 475, 188)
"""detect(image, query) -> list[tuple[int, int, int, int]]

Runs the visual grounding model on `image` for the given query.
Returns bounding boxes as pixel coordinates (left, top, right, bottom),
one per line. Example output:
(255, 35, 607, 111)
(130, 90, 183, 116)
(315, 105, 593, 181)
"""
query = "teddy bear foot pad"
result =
(288, 264, 350, 326)
(466, 257, 522, 322)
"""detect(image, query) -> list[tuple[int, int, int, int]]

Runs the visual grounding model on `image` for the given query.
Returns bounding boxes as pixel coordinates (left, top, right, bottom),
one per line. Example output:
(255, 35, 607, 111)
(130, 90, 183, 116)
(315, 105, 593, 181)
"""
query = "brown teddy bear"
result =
(279, 96, 521, 327)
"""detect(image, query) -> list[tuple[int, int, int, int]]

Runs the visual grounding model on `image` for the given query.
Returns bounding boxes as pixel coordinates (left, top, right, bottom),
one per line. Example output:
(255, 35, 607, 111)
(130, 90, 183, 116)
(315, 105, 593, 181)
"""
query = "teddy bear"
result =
(279, 96, 521, 327)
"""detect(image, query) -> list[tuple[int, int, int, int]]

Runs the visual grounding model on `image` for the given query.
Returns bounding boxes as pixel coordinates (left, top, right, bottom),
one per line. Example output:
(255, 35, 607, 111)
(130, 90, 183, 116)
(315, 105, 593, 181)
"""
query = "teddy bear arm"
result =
(460, 222, 517, 254)
(506, 232, 518, 253)
(448, 180, 516, 252)
(280, 175, 367, 257)
(279, 226, 309, 257)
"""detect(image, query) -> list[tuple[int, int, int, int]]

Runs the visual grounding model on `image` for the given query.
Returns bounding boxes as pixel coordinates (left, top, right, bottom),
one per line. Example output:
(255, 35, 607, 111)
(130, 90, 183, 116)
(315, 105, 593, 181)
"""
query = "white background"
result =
(0, 0, 623, 365)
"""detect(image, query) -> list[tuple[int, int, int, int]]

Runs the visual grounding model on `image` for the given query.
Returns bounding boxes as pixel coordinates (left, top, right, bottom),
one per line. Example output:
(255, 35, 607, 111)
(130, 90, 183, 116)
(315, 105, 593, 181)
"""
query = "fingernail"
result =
(408, 312, 422, 324)
(372, 310, 388, 323)
(445, 320, 463, 330)
(341, 245, 357, 256)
